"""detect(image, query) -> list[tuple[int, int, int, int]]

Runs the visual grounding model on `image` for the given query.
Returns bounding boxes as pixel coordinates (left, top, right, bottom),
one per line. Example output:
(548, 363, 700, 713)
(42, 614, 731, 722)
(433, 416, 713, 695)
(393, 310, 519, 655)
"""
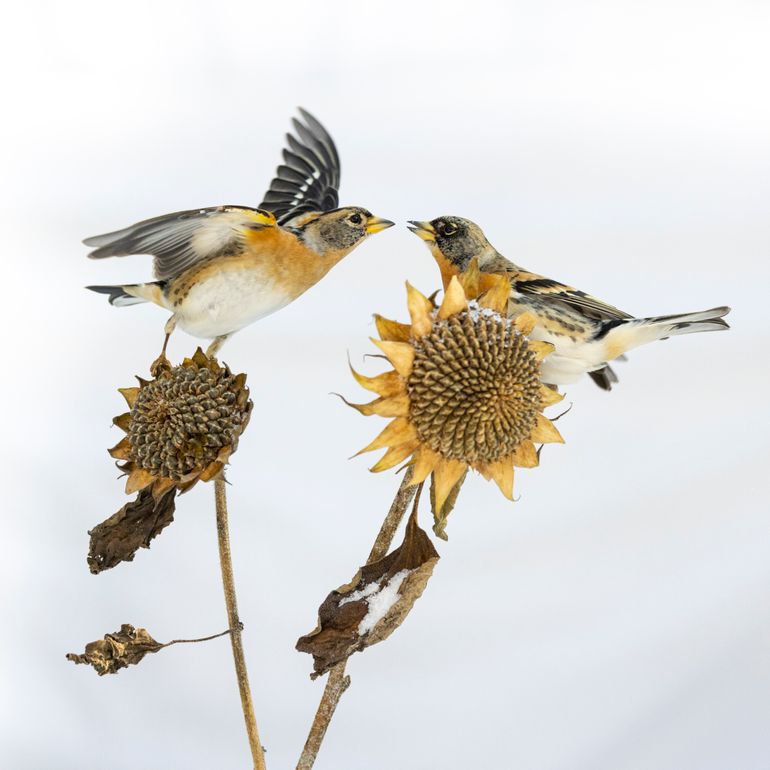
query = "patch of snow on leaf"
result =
(358, 569, 410, 635)
(339, 579, 381, 606)
(339, 569, 412, 635)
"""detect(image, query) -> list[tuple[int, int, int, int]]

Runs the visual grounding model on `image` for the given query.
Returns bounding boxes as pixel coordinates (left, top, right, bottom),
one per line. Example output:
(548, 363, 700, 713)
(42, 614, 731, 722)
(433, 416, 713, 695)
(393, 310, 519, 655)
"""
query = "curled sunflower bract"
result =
(349, 274, 565, 524)
(109, 348, 253, 497)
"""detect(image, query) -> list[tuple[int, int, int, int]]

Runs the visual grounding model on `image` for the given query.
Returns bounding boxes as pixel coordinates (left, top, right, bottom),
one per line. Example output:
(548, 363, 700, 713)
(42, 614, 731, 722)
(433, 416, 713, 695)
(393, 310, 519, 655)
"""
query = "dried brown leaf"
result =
(297, 515, 439, 677)
(87, 488, 176, 574)
(66, 624, 163, 675)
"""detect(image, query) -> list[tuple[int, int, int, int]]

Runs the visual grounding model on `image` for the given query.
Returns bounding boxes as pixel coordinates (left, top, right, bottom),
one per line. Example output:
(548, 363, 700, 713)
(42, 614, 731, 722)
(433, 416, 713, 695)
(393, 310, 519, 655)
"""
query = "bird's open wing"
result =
(512, 271, 633, 320)
(259, 108, 341, 225)
(84, 206, 273, 280)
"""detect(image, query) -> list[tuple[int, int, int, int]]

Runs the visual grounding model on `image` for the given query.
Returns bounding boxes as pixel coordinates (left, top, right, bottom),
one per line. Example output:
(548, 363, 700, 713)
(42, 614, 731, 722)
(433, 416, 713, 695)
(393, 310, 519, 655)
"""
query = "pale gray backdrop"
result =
(2, 1, 769, 768)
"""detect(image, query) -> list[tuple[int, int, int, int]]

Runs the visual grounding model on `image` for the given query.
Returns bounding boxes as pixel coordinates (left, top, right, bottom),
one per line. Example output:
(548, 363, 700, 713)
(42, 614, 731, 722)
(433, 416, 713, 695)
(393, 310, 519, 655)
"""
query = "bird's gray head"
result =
(407, 215, 498, 271)
(297, 207, 394, 257)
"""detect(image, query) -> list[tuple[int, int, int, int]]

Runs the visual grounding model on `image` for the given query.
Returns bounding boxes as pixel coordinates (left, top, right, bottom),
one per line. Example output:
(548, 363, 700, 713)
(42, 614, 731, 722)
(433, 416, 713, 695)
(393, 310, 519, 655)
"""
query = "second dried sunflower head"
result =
(109, 348, 252, 497)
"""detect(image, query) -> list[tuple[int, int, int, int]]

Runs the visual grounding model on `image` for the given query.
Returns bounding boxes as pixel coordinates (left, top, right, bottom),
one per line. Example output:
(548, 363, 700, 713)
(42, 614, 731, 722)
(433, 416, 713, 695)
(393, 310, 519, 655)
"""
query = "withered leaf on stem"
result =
(297, 515, 439, 678)
(87, 488, 176, 574)
(66, 624, 163, 675)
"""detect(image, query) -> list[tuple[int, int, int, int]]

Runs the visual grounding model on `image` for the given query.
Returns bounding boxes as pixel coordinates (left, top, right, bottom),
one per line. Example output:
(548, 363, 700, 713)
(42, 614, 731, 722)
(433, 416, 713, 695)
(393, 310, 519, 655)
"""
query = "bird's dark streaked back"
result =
(407, 214, 730, 390)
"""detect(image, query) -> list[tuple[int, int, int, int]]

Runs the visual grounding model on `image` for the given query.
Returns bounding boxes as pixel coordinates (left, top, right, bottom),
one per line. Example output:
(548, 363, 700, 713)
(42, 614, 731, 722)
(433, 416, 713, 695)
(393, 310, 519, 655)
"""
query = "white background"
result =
(2, 1, 769, 768)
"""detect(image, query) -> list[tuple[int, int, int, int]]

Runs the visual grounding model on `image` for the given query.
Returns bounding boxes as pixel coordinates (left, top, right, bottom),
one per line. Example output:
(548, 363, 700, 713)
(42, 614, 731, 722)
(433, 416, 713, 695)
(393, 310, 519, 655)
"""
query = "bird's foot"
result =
(150, 351, 172, 377)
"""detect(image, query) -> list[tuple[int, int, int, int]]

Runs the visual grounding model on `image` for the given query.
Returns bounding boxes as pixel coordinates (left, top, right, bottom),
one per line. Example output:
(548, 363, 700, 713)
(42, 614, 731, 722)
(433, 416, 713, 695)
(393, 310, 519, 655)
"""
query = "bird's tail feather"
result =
(86, 282, 163, 307)
(599, 306, 730, 357)
(647, 306, 731, 331)
(588, 364, 619, 391)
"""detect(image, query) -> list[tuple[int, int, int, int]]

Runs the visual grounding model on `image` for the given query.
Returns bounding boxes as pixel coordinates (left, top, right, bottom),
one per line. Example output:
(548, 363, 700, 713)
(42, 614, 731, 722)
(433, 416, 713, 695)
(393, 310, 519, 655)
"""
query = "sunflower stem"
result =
(214, 476, 266, 770)
(296, 468, 416, 770)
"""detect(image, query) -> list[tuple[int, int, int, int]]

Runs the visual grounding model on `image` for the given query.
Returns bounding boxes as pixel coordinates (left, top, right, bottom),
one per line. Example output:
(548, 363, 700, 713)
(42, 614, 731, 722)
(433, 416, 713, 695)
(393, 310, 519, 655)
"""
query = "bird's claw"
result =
(150, 352, 171, 377)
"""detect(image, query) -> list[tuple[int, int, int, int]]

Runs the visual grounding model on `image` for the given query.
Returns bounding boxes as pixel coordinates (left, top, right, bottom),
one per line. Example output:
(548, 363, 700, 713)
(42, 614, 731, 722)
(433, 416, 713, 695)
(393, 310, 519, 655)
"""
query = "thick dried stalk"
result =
(215, 477, 267, 770)
(367, 468, 417, 563)
(296, 469, 416, 770)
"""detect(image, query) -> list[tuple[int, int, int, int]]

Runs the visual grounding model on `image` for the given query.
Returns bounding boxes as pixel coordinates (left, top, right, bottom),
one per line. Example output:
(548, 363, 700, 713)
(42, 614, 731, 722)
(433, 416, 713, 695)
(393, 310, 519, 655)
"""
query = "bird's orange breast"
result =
(166, 227, 334, 306)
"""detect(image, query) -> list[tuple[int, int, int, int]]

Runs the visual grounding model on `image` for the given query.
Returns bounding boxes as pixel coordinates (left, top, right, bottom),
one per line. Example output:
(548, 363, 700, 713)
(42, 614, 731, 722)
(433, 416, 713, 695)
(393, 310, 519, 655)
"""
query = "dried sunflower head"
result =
(109, 348, 252, 497)
(348, 273, 564, 516)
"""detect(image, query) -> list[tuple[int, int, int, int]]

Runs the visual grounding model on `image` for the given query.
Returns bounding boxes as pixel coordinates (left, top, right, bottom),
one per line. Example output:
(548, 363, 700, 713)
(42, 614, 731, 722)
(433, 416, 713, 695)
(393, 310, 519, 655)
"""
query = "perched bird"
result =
(407, 216, 730, 390)
(86, 109, 394, 358)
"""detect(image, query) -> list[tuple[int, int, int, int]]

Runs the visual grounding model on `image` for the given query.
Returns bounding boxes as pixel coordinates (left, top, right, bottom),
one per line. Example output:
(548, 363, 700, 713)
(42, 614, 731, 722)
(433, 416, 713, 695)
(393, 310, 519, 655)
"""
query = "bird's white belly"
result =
(174, 270, 294, 339)
(529, 324, 608, 385)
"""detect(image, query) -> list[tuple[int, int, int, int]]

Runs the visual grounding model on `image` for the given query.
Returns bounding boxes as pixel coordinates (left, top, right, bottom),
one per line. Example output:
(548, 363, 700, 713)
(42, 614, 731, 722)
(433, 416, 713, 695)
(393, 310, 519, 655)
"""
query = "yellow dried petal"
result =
(215, 446, 234, 465)
(373, 314, 411, 342)
(108, 436, 132, 460)
(514, 312, 538, 336)
(432, 457, 468, 514)
(125, 468, 156, 494)
(438, 276, 468, 319)
(118, 387, 140, 408)
(345, 394, 411, 417)
(406, 282, 433, 337)
(371, 338, 415, 377)
(191, 347, 209, 368)
(511, 440, 539, 468)
(151, 476, 176, 501)
(355, 417, 417, 456)
(370, 440, 419, 473)
(530, 413, 564, 444)
(410, 446, 440, 485)
(539, 384, 564, 407)
(199, 461, 224, 482)
(529, 340, 554, 362)
(175, 476, 200, 494)
(478, 275, 511, 313)
(486, 457, 514, 500)
(349, 363, 404, 398)
(112, 413, 131, 432)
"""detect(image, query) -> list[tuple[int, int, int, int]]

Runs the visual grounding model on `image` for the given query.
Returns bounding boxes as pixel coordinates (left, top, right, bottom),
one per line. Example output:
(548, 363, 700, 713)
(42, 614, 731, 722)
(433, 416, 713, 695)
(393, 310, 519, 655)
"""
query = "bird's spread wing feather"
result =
(259, 108, 341, 225)
(84, 206, 272, 280)
(512, 271, 632, 320)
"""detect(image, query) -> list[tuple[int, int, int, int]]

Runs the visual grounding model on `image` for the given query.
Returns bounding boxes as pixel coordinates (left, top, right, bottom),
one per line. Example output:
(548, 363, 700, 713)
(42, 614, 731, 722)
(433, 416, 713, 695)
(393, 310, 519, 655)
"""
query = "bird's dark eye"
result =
(440, 223, 458, 237)
(349, 213, 362, 225)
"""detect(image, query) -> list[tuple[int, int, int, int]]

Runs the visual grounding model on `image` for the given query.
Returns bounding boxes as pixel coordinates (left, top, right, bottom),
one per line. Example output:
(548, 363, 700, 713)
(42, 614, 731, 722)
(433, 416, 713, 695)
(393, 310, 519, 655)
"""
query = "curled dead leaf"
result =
(66, 624, 163, 675)
(296, 515, 439, 677)
(66, 624, 234, 676)
(87, 487, 176, 574)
